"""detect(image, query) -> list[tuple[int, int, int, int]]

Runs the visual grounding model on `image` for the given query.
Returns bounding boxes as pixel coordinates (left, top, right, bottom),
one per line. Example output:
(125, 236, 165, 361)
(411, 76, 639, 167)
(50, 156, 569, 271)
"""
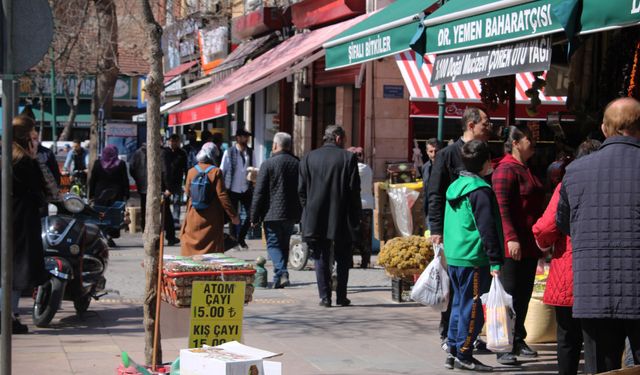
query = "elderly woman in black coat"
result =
(0, 115, 47, 334)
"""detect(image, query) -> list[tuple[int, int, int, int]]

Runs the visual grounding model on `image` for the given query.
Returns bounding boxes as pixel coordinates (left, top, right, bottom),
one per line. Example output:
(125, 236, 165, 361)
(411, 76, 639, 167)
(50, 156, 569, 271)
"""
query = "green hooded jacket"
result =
(443, 174, 504, 271)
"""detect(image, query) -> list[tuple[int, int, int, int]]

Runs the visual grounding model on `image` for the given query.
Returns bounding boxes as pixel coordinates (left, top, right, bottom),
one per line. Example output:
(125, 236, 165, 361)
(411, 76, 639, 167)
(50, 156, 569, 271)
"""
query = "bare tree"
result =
(89, 0, 120, 169)
(139, 0, 164, 365)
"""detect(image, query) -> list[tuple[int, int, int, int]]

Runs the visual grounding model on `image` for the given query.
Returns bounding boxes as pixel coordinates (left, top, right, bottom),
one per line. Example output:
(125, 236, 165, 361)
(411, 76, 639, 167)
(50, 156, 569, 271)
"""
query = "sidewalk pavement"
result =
(9, 234, 563, 374)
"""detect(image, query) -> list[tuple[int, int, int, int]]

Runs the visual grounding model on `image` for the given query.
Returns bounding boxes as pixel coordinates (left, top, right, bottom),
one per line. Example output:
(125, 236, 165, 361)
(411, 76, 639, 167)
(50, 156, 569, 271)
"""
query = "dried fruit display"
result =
(378, 235, 434, 278)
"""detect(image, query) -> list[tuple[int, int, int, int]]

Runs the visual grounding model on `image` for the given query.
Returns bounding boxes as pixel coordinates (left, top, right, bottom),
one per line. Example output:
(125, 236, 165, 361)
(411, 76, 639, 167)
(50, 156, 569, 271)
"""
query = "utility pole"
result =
(1, 0, 15, 373)
(436, 0, 448, 142)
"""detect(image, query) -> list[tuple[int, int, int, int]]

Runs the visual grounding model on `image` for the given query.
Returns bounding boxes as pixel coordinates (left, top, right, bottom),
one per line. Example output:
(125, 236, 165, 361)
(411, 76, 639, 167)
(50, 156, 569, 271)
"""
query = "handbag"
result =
(410, 244, 449, 310)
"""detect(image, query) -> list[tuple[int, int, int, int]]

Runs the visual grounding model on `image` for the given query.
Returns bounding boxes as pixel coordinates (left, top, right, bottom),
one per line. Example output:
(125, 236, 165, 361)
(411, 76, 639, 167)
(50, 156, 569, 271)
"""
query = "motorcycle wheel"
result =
(74, 294, 92, 316)
(32, 278, 64, 327)
(288, 236, 309, 271)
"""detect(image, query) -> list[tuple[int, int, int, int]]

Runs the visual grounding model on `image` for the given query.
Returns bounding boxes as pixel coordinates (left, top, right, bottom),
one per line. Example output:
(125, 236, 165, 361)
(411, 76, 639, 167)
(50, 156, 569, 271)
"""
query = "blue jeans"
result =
(264, 221, 294, 282)
(447, 265, 491, 361)
(0, 288, 21, 314)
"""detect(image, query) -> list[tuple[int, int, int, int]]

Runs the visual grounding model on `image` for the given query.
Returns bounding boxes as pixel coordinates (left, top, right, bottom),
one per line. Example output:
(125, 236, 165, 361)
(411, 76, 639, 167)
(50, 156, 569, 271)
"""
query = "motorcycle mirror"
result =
(48, 204, 58, 216)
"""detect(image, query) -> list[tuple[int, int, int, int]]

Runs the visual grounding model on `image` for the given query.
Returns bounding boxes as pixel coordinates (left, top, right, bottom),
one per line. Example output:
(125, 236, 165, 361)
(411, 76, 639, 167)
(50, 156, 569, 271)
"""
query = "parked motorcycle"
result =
(33, 193, 109, 327)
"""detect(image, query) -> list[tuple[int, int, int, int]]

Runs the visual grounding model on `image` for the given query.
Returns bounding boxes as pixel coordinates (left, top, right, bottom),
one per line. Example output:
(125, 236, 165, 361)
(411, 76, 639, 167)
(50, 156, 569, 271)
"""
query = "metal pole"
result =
(1, 0, 15, 373)
(437, 85, 446, 141)
(50, 47, 57, 147)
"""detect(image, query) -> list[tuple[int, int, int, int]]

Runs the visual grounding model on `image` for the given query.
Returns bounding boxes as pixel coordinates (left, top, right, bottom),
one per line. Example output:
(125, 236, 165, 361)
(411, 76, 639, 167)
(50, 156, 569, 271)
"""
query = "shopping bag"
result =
(410, 244, 449, 310)
(480, 275, 515, 352)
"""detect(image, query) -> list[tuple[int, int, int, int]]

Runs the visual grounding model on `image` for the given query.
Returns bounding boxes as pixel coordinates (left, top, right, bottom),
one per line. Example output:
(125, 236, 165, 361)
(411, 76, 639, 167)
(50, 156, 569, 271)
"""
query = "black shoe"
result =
(474, 338, 491, 354)
(167, 238, 180, 246)
(336, 298, 351, 307)
(444, 354, 455, 370)
(454, 357, 493, 372)
(107, 238, 117, 247)
(270, 280, 284, 289)
(12, 319, 28, 334)
(514, 340, 538, 358)
(238, 240, 249, 249)
(496, 352, 518, 365)
(318, 298, 331, 307)
(441, 339, 449, 353)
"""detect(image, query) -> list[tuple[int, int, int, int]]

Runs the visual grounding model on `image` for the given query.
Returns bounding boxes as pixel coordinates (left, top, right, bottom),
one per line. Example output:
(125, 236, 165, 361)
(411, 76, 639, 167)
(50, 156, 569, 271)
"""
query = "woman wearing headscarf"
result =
(0, 116, 47, 334)
(181, 142, 239, 255)
(88, 144, 130, 206)
(492, 125, 545, 365)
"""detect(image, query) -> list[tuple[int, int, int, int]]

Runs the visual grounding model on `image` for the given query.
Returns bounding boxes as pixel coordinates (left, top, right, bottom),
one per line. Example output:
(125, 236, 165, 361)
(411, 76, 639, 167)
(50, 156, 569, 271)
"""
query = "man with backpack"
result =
(180, 142, 239, 255)
(220, 128, 254, 249)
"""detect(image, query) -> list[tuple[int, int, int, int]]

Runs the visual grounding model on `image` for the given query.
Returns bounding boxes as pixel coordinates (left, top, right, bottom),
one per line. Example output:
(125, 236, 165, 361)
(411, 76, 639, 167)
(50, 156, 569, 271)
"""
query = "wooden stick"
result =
(151, 198, 166, 370)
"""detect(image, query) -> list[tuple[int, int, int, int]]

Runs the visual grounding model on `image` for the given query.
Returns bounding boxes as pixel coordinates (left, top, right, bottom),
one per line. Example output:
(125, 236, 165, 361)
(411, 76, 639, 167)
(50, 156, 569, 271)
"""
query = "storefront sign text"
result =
(431, 36, 551, 85)
(348, 35, 392, 64)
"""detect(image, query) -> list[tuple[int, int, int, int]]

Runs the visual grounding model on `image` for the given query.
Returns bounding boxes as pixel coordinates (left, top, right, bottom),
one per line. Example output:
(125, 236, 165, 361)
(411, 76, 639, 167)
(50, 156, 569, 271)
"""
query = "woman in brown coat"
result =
(180, 142, 239, 255)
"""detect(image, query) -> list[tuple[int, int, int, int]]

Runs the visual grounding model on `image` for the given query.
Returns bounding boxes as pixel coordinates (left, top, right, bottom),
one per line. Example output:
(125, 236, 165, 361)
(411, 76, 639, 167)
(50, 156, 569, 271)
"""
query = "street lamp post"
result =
(436, 0, 448, 142)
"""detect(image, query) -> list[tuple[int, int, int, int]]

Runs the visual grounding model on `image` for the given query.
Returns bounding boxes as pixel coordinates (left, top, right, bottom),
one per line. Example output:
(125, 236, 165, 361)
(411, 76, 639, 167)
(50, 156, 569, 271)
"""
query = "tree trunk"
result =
(89, 0, 119, 169)
(59, 77, 83, 141)
(140, 0, 164, 365)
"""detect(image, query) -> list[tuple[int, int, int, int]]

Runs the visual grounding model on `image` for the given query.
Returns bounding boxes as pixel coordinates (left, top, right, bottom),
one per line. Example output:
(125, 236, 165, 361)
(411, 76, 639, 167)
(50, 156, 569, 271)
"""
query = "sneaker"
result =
(444, 354, 455, 370)
(441, 339, 449, 353)
(474, 338, 491, 354)
(336, 298, 351, 307)
(280, 274, 290, 287)
(454, 357, 493, 372)
(514, 340, 538, 358)
(496, 352, 518, 365)
(318, 298, 331, 307)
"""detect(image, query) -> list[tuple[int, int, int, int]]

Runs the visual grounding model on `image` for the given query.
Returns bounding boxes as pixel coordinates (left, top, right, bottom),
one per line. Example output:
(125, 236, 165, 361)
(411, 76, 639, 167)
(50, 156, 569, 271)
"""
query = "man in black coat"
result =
(557, 97, 640, 373)
(162, 134, 188, 226)
(426, 107, 494, 357)
(298, 125, 362, 307)
(250, 132, 301, 289)
(130, 144, 147, 230)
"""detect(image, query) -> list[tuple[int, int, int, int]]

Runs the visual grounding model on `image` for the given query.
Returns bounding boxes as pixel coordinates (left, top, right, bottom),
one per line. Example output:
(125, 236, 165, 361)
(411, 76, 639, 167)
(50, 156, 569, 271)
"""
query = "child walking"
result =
(443, 140, 504, 371)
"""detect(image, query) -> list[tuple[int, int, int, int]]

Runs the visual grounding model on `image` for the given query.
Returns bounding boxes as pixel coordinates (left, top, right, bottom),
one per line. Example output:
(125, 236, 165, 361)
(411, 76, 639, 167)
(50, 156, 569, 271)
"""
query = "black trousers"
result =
(228, 190, 252, 242)
(581, 318, 640, 374)
(555, 306, 583, 375)
(499, 257, 538, 344)
(308, 239, 351, 302)
(163, 197, 176, 241)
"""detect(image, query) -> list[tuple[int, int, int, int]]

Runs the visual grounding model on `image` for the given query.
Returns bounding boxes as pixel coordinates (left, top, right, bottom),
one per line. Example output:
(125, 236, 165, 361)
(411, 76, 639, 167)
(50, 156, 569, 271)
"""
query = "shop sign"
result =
(426, 0, 561, 54)
(199, 26, 228, 73)
(21, 75, 132, 100)
(189, 281, 245, 348)
(383, 85, 404, 99)
(431, 36, 551, 85)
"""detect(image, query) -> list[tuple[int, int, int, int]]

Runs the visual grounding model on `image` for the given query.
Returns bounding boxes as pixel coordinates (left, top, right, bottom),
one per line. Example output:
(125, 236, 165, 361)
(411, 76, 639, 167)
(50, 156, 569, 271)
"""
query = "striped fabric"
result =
(395, 50, 566, 104)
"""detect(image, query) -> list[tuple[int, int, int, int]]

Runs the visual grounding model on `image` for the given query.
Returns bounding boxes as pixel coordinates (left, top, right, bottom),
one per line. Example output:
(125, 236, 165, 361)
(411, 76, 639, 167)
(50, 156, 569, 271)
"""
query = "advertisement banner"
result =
(20, 75, 132, 100)
(189, 281, 245, 348)
(431, 36, 551, 85)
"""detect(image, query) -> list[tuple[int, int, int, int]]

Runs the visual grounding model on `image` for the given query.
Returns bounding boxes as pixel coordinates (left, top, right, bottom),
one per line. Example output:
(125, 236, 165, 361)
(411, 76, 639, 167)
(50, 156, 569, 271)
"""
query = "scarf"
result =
(100, 144, 121, 173)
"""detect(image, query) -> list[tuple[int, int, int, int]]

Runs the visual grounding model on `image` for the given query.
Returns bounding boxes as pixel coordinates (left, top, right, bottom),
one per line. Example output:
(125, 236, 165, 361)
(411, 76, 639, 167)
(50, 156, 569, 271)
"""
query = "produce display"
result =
(162, 255, 256, 308)
(377, 235, 433, 279)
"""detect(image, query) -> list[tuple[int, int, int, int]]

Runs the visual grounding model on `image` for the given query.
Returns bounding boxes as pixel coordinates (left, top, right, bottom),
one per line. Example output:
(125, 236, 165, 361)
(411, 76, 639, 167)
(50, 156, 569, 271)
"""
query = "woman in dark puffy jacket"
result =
(89, 144, 130, 205)
(532, 139, 601, 375)
(492, 125, 545, 365)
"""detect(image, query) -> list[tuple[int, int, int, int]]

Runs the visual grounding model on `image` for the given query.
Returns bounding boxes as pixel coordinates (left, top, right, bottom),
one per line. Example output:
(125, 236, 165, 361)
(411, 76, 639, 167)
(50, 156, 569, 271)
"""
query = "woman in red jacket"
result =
(492, 125, 545, 365)
(532, 139, 601, 375)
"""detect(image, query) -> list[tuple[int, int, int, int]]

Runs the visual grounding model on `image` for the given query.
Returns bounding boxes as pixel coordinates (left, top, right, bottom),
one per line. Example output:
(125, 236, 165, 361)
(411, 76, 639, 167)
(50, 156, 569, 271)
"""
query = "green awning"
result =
(578, 0, 640, 35)
(423, 0, 565, 54)
(32, 109, 92, 123)
(323, 0, 437, 70)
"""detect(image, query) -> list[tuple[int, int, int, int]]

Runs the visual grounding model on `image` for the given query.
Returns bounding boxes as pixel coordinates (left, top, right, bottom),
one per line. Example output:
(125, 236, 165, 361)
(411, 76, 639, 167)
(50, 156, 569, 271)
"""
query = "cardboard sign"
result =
(431, 36, 551, 85)
(189, 281, 246, 348)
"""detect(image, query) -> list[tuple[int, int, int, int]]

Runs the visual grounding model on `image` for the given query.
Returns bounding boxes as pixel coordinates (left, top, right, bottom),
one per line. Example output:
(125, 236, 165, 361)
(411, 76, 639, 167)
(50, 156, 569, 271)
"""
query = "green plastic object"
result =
(170, 357, 180, 375)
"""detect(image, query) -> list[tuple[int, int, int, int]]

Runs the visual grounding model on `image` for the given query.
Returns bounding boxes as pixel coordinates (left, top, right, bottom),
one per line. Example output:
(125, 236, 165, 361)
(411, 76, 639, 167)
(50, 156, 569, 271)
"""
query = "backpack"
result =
(190, 165, 216, 211)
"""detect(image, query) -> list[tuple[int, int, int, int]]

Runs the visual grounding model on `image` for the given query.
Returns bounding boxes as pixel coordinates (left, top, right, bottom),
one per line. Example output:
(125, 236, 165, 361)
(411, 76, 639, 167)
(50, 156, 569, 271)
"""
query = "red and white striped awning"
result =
(395, 50, 566, 105)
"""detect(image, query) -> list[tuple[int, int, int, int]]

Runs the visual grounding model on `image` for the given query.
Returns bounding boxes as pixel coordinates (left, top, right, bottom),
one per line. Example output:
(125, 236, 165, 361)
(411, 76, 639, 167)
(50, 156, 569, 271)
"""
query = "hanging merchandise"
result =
(479, 76, 512, 111)
(628, 39, 640, 99)
(387, 186, 420, 237)
(525, 72, 546, 117)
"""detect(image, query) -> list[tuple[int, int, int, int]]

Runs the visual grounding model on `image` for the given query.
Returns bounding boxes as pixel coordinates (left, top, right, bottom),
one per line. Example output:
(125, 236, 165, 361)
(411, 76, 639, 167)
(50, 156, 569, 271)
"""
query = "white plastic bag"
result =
(480, 275, 515, 352)
(411, 244, 449, 310)
(387, 187, 420, 237)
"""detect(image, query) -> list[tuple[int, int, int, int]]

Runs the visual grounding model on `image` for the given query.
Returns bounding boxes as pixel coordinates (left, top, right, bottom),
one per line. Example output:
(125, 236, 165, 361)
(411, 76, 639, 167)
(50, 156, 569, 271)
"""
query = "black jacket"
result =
(427, 138, 465, 235)
(298, 143, 362, 243)
(38, 145, 61, 186)
(422, 160, 433, 225)
(557, 136, 640, 319)
(162, 147, 188, 193)
(250, 151, 301, 224)
(89, 160, 130, 205)
(129, 146, 147, 194)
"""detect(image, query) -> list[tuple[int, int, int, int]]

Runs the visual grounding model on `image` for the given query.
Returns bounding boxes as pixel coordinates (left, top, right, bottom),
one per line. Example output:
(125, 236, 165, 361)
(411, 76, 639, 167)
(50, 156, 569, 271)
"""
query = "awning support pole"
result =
(437, 85, 446, 141)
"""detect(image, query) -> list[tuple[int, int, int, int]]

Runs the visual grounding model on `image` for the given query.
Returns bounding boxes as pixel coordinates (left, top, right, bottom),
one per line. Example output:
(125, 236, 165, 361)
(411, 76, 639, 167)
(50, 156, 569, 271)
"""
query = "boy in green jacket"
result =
(443, 140, 504, 372)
